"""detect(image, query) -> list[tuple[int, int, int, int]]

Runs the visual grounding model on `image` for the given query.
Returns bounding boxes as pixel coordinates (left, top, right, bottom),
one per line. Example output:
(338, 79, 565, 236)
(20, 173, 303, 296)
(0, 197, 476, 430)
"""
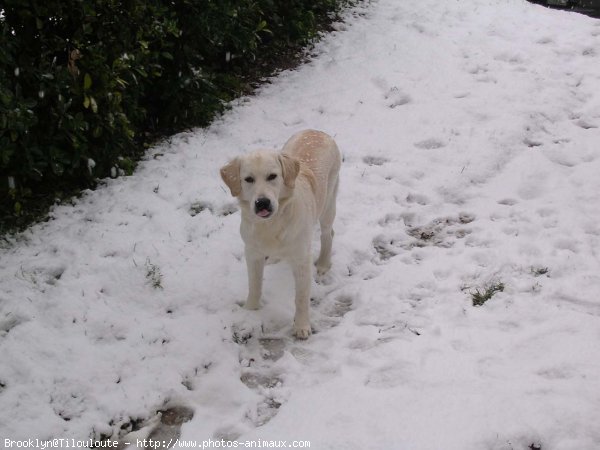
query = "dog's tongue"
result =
(257, 209, 270, 217)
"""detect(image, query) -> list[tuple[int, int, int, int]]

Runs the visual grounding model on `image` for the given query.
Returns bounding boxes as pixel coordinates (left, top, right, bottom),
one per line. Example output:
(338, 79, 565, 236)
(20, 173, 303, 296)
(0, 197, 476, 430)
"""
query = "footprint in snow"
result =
(212, 426, 243, 443)
(493, 52, 526, 66)
(523, 137, 543, 148)
(144, 407, 194, 449)
(239, 362, 284, 427)
(467, 64, 488, 75)
(259, 338, 286, 362)
(230, 289, 354, 429)
(414, 138, 446, 150)
(0, 314, 27, 337)
(372, 213, 476, 262)
(536, 36, 554, 45)
(17, 265, 66, 287)
(240, 372, 283, 390)
(406, 192, 430, 205)
(117, 406, 193, 450)
(309, 291, 357, 332)
(582, 47, 596, 57)
(253, 398, 283, 427)
(371, 77, 412, 109)
(378, 212, 416, 228)
(324, 295, 354, 318)
(385, 87, 412, 109)
(363, 155, 389, 166)
(497, 198, 518, 206)
(536, 365, 576, 381)
(189, 201, 237, 217)
(189, 201, 211, 216)
(575, 118, 598, 130)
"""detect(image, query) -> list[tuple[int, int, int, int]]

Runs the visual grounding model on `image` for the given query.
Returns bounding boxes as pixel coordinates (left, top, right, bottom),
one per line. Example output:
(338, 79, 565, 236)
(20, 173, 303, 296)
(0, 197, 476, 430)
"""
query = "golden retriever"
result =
(220, 130, 341, 339)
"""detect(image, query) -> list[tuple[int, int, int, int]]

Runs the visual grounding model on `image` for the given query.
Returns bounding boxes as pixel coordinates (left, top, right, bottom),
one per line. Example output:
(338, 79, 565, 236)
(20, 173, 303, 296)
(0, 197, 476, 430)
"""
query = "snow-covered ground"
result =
(2, 0, 600, 449)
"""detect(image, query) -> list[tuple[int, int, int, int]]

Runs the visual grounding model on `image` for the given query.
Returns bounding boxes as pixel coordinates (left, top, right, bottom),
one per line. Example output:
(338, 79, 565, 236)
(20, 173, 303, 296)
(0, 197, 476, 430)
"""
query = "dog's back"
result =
(282, 130, 341, 218)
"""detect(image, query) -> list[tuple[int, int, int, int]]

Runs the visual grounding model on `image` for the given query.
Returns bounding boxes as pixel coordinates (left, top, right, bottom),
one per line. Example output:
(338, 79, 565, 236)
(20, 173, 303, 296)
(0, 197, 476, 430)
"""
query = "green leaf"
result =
(83, 96, 90, 109)
(257, 20, 267, 32)
(90, 97, 98, 113)
(0, 92, 11, 106)
(84, 73, 92, 90)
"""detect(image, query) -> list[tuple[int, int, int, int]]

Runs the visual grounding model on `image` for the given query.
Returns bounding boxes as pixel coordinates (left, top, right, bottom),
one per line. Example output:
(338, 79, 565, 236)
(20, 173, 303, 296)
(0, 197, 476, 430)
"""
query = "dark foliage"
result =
(0, 0, 351, 231)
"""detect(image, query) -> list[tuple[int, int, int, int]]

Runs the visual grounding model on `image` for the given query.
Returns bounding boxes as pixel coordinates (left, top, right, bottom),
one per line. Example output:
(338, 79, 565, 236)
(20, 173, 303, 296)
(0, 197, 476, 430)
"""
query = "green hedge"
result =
(0, 0, 350, 230)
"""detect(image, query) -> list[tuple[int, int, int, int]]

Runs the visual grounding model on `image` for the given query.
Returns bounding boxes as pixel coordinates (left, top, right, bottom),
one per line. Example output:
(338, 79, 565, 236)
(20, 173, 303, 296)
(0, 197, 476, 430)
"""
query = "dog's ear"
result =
(220, 157, 242, 197)
(279, 154, 300, 189)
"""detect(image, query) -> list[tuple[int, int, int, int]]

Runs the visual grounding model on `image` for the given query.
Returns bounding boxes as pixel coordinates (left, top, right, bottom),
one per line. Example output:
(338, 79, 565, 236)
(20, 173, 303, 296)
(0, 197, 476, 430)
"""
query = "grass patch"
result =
(145, 260, 163, 290)
(471, 282, 505, 307)
(232, 330, 253, 345)
(531, 266, 549, 277)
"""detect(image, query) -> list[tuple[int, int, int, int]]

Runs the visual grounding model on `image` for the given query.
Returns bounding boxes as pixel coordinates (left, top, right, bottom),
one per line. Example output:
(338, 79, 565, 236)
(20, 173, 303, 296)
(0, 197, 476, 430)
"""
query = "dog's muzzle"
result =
(254, 198, 273, 218)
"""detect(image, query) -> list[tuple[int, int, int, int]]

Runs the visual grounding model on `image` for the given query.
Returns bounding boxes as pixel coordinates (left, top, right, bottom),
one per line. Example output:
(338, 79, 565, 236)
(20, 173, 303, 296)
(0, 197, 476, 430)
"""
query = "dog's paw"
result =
(293, 324, 312, 340)
(315, 262, 332, 277)
(315, 270, 334, 286)
(244, 300, 260, 310)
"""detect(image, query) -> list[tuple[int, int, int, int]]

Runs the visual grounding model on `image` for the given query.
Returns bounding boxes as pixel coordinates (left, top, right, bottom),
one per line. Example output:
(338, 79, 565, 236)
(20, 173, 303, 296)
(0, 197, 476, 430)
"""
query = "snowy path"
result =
(2, 1, 600, 449)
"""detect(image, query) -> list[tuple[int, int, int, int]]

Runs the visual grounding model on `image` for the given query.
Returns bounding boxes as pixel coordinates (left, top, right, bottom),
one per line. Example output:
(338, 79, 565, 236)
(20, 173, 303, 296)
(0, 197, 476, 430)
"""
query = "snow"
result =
(2, 0, 600, 449)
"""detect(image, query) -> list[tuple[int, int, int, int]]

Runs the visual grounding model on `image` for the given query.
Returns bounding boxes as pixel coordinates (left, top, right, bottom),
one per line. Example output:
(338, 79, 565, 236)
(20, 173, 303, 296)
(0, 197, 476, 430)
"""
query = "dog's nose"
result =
(255, 198, 273, 218)
(255, 198, 271, 211)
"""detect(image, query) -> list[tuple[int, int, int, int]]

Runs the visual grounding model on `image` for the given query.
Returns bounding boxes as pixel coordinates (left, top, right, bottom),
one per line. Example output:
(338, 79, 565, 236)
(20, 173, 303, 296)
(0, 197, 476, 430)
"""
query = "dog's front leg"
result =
(245, 251, 265, 310)
(291, 253, 312, 339)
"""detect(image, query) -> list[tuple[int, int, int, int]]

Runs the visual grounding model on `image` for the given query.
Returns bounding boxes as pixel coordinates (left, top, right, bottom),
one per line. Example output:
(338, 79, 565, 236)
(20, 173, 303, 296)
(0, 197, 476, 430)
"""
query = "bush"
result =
(0, 0, 351, 231)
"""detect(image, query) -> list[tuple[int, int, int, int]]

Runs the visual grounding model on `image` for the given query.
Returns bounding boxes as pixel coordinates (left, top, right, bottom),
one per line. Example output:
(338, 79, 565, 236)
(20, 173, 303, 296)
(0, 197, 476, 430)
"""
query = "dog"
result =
(220, 130, 341, 339)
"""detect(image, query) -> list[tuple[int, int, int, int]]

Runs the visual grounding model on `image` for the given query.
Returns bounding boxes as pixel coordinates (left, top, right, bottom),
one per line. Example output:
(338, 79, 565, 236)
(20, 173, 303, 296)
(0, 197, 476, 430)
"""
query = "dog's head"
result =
(220, 151, 300, 220)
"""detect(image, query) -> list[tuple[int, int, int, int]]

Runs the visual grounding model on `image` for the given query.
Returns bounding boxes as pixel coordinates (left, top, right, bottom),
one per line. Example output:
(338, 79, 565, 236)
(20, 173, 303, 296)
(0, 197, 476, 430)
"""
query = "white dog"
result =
(220, 130, 341, 339)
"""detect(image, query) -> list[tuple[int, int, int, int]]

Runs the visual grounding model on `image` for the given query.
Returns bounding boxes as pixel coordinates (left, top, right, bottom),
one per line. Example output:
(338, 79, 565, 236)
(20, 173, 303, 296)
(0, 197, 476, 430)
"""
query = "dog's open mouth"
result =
(256, 208, 272, 218)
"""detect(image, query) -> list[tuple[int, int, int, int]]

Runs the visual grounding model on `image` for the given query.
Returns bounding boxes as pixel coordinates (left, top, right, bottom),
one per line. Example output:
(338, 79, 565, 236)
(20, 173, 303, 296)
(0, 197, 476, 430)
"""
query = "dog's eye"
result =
(267, 174, 277, 181)
(244, 176, 255, 183)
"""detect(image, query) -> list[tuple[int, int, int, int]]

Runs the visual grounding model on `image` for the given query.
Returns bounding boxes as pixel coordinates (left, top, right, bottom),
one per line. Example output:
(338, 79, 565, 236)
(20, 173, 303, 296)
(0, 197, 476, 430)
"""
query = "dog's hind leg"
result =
(245, 251, 265, 310)
(315, 177, 338, 276)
